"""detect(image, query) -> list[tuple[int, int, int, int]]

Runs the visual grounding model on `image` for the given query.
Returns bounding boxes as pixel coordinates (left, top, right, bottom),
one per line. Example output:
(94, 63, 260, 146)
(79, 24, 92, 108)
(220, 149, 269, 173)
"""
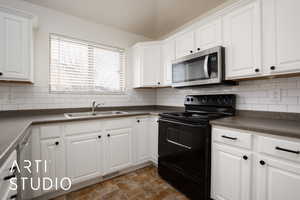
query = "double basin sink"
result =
(64, 111, 129, 119)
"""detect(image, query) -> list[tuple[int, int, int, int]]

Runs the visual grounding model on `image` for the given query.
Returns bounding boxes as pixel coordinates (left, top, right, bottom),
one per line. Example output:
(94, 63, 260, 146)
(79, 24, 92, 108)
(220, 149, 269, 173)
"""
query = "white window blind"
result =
(50, 34, 125, 93)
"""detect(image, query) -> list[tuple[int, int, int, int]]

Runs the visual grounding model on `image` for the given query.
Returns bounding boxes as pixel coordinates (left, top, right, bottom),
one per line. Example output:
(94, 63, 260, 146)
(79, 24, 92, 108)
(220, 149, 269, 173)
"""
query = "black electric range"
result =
(158, 94, 236, 200)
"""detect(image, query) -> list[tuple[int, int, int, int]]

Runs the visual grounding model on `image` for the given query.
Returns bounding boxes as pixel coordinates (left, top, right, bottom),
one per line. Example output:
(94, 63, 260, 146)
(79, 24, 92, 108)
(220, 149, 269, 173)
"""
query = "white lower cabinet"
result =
(211, 144, 251, 200)
(257, 156, 300, 200)
(149, 117, 159, 164)
(212, 126, 300, 200)
(40, 138, 65, 191)
(66, 133, 102, 184)
(134, 118, 150, 164)
(30, 115, 159, 198)
(105, 127, 132, 174)
(133, 116, 159, 165)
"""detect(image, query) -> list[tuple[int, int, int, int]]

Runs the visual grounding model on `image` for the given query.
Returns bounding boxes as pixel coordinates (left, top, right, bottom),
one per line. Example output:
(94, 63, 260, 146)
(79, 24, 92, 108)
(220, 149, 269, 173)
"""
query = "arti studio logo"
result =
(9, 160, 72, 192)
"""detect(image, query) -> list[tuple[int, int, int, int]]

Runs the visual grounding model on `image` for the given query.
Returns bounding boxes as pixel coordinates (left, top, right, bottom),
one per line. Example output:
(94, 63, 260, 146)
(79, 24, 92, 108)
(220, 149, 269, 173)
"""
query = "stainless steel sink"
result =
(64, 111, 128, 119)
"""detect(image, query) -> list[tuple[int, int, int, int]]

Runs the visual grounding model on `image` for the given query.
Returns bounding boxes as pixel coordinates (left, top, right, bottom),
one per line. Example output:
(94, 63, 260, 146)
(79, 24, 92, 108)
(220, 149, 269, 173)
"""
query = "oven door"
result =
(172, 46, 223, 87)
(158, 118, 211, 182)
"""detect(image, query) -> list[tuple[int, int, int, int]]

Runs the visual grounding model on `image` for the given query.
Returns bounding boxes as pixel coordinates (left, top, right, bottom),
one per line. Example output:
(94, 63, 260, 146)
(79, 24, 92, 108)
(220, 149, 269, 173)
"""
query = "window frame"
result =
(49, 33, 126, 95)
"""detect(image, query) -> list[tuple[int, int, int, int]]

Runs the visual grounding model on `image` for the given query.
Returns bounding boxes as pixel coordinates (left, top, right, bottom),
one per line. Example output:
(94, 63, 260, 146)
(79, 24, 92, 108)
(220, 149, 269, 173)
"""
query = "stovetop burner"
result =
(160, 111, 226, 123)
(159, 95, 236, 124)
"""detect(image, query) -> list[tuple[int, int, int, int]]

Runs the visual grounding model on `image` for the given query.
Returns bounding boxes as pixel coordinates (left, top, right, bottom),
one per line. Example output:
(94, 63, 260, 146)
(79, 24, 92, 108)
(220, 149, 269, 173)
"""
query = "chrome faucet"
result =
(91, 101, 105, 115)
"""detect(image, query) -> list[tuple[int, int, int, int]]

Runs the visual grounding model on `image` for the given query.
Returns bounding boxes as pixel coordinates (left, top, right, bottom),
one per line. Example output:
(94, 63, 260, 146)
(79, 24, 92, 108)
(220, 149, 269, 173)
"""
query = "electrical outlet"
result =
(269, 89, 281, 101)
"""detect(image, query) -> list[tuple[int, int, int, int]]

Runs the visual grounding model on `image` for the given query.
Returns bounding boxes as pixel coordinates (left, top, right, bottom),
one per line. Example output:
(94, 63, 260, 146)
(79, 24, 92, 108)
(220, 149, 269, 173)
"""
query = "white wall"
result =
(157, 77, 300, 113)
(0, 0, 156, 110)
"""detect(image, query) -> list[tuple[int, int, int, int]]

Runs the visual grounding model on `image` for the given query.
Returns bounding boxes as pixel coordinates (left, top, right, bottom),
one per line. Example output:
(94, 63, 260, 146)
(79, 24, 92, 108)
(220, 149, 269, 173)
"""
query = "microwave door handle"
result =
(204, 55, 209, 79)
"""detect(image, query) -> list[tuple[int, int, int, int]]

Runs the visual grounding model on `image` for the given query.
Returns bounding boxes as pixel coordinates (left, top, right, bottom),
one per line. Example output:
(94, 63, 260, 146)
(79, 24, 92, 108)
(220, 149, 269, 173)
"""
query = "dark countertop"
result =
(2, 106, 300, 167)
(210, 116, 300, 139)
(0, 106, 183, 166)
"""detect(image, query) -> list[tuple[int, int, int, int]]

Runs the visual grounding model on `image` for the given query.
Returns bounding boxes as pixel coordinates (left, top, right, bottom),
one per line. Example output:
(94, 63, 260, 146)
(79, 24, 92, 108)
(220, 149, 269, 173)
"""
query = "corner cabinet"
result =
(132, 42, 162, 88)
(223, 1, 262, 80)
(0, 7, 37, 83)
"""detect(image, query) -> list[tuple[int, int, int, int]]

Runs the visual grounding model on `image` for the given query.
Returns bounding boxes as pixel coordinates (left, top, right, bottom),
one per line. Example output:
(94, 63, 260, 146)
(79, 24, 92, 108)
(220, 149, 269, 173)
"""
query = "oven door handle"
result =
(204, 55, 210, 79)
(167, 139, 192, 150)
(158, 119, 208, 128)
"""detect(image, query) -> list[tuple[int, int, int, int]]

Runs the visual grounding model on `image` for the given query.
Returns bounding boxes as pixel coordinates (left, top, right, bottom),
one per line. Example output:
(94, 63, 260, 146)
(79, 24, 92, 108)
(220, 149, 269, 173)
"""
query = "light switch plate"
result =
(269, 88, 281, 101)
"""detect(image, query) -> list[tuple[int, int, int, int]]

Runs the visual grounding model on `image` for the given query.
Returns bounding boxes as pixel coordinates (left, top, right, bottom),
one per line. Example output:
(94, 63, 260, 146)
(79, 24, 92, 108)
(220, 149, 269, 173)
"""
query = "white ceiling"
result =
(23, 0, 228, 39)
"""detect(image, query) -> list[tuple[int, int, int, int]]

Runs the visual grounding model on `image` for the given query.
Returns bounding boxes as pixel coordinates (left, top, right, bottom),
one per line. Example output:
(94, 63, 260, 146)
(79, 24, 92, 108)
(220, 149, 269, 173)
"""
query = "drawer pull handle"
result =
(3, 174, 15, 181)
(221, 135, 237, 140)
(166, 139, 192, 150)
(275, 146, 300, 155)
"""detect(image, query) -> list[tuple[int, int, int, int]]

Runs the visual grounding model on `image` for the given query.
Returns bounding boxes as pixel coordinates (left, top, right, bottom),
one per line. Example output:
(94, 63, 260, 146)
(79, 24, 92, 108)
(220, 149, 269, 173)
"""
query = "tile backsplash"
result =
(1, 77, 300, 112)
(156, 77, 300, 113)
(0, 83, 156, 111)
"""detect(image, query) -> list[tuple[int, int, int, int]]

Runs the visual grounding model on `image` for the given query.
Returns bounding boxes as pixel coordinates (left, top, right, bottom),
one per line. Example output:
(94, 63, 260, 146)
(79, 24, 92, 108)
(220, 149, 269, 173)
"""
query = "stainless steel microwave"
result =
(172, 46, 226, 87)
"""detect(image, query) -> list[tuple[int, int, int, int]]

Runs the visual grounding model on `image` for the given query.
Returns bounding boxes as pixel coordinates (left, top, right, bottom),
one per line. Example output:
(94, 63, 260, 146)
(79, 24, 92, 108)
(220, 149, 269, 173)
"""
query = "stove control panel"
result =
(185, 94, 236, 107)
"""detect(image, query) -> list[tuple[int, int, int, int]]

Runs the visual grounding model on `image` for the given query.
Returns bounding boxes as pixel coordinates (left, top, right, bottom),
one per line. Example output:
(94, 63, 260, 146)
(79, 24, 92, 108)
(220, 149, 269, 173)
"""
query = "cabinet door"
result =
(211, 144, 251, 200)
(132, 45, 141, 88)
(257, 156, 300, 200)
(66, 133, 102, 184)
(195, 19, 222, 51)
(40, 138, 65, 191)
(106, 128, 132, 173)
(175, 31, 195, 58)
(135, 118, 149, 163)
(0, 12, 31, 81)
(223, 1, 261, 79)
(263, 0, 300, 74)
(149, 117, 159, 164)
(141, 44, 161, 87)
(162, 40, 175, 86)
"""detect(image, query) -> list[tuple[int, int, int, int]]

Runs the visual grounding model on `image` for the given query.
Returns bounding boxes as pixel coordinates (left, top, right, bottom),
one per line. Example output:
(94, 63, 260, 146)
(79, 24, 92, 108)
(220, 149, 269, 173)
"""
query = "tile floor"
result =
(52, 166, 189, 200)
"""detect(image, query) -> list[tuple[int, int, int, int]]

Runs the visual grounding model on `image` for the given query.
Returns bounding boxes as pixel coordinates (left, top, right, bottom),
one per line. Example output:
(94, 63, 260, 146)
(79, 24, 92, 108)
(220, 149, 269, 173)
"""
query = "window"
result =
(50, 34, 125, 93)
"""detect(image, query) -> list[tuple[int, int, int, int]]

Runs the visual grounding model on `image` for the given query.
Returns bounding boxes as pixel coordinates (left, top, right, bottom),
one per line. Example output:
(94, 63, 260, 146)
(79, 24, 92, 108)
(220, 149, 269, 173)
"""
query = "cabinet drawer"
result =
(104, 118, 133, 130)
(65, 121, 101, 136)
(212, 127, 252, 149)
(40, 125, 61, 139)
(258, 136, 300, 162)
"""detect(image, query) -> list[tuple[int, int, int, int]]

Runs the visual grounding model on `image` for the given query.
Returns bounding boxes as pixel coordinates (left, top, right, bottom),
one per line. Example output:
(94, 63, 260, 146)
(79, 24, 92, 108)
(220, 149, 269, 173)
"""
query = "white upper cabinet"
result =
(175, 31, 195, 58)
(223, 1, 262, 80)
(132, 42, 162, 88)
(0, 7, 36, 83)
(161, 39, 175, 86)
(263, 0, 300, 75)
(195, 19, 222, 52)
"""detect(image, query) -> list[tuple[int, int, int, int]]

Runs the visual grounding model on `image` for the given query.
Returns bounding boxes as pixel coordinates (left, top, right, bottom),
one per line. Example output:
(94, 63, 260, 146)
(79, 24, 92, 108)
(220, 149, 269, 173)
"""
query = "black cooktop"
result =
(160, 111, 227, 123)
(160, 94, 236, 124)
